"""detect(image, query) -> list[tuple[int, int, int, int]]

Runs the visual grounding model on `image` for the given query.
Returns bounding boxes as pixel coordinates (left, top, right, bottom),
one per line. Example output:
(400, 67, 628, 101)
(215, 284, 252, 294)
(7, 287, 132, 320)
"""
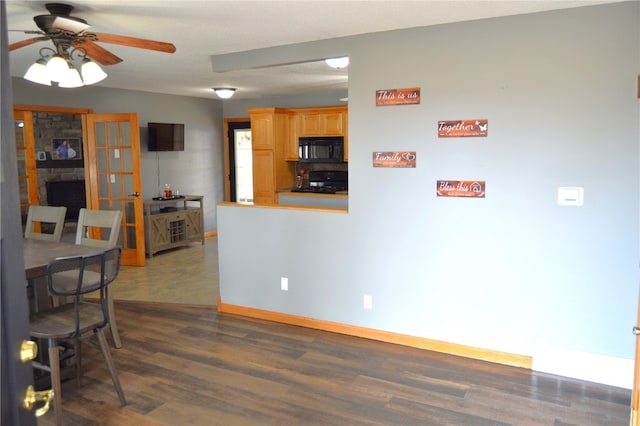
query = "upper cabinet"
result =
(250, 111, 277, 150)
(297, 107, 346, 137)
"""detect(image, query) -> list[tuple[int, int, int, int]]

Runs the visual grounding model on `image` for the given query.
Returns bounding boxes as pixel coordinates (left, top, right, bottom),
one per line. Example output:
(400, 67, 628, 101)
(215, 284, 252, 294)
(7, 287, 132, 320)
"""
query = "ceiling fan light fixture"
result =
(58, 64, 84, 88)
(24, 58, 51, 86)
(81, 58, 107, 85)
(45, 55, 70, 82)
(325, 56, 349, 69)
(213, 87, 236, 99)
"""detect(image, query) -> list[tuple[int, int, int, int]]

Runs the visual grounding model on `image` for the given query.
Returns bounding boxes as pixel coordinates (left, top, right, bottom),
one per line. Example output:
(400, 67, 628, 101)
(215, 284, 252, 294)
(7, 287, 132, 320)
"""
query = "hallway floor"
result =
(111, 237, 219, 306)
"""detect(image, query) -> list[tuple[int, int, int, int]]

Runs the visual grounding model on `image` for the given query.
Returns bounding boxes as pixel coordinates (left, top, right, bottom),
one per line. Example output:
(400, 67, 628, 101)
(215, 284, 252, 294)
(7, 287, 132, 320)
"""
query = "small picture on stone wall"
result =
(51, 137, 82, 161)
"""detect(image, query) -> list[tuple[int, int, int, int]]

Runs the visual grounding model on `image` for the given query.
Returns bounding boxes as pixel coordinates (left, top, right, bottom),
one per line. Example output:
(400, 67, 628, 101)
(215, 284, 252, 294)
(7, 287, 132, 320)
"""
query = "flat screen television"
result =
(148, 122, 185, 151)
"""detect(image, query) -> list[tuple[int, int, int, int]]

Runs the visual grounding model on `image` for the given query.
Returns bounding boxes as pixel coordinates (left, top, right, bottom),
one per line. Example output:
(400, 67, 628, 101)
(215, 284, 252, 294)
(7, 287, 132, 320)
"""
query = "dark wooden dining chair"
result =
(29, 247, 127, 426)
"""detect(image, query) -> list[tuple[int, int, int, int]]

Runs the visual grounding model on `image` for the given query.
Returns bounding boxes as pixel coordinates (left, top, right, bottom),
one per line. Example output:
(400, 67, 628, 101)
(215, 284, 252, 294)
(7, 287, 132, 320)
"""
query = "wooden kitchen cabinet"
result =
(297, 107, 346, 137)
(285, 113, 299, 161)
(251, 150, 276, 203)
(248, 108, 296, 204)
(143, 195, 204, 257)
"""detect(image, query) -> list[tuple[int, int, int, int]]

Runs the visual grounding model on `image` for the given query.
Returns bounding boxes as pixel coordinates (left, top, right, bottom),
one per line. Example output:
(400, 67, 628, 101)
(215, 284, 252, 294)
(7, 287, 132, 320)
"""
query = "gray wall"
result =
(222, 90, 348, 118)
(12, 80, 223, 232)
(218, 2, 640, 388)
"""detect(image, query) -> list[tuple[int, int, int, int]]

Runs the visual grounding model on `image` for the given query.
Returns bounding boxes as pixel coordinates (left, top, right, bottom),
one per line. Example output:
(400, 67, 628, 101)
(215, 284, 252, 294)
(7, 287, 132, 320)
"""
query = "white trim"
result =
(532, 346, 633, 389)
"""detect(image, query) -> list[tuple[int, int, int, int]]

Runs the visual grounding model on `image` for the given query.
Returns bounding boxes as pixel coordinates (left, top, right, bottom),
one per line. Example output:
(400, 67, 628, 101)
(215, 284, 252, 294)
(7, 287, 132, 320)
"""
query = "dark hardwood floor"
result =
(36, 301, 630, 425)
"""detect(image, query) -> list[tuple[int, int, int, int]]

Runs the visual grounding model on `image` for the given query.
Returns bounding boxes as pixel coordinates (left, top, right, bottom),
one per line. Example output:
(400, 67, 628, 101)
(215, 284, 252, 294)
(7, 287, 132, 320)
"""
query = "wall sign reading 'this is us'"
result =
(438, 119, 488, 137)
(373, 152, 416, 168)
(376, 87, 420, 106)
(437, 180, 486, 198)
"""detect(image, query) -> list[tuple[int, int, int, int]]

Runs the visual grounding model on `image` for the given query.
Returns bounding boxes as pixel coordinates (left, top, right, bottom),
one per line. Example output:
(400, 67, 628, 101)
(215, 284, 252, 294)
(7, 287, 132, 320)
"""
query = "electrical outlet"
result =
(363, 295, 373, 310)
(281, 277, 288, 291)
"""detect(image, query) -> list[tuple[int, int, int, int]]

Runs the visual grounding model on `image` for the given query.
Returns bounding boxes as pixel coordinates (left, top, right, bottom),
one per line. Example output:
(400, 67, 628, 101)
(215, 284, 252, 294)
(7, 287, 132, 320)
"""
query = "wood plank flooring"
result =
(36, 301, 630, 426)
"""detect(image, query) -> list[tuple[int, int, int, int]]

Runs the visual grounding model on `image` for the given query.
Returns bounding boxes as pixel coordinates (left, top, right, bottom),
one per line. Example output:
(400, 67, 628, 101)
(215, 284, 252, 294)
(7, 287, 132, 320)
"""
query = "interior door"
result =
(1, 2, 38, 422)
(632, 289, 640, 425)
(85, 113, 145, 266)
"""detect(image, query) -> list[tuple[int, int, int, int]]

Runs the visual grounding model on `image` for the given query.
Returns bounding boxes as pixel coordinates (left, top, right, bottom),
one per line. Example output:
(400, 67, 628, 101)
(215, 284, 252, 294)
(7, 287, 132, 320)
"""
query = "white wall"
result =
(12, 81, 223, 232)
(218, 2, 640, 388)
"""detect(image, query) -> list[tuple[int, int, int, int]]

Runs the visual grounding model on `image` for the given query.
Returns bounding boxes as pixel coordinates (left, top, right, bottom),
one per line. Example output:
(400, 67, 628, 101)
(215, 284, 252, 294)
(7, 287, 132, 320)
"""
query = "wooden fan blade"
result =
(76, 39, 122, 65)
(89, 32, 176, 53)
(9, 37, 47, 51)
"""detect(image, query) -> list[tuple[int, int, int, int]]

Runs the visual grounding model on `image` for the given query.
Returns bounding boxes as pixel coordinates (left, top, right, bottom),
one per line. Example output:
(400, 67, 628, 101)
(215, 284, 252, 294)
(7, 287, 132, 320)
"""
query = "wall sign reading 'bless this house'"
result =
(437, 180, 486, 198)
(438, 119, 488, 138)
(376, 87, 420, 106)
(373, 152, 416, 168)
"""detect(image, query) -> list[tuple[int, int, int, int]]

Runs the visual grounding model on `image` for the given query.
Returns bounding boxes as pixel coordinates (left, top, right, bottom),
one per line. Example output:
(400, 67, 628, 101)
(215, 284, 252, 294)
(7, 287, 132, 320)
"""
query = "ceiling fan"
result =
(9, 2, 176, 66)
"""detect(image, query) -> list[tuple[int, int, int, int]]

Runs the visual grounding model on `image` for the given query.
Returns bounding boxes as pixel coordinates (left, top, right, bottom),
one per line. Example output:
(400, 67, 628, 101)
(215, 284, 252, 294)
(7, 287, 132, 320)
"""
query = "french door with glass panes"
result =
(13, 109, 38, 216)
(85, 113, 145, 266)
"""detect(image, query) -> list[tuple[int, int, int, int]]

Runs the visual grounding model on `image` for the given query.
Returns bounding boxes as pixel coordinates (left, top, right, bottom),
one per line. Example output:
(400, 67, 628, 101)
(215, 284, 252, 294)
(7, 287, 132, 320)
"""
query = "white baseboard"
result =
(532, 346, 634, 389)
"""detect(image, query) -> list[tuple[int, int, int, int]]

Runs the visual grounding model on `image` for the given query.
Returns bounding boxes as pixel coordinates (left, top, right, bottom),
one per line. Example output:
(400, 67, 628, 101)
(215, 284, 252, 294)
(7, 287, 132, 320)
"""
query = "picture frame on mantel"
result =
(36, 137, 84, 169)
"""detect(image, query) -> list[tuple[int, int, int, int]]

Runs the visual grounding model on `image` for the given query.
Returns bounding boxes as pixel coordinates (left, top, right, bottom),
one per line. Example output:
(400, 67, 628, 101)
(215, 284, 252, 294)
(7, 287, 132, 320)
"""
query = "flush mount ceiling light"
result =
(23, 47, 107, 88)
(212, 87, 236, 99)
(325, 56, 349, 69)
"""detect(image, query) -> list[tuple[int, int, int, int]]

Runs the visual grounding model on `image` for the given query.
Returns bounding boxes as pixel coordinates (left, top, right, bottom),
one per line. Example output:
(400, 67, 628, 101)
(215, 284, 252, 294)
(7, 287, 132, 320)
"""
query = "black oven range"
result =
(292, 170, 347, 194)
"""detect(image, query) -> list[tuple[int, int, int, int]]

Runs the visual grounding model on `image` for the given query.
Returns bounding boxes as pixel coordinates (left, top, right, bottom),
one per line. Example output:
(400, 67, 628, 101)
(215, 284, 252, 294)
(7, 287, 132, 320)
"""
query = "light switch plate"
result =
(558, 187, 584, 206)
(363, 295, 373, 310)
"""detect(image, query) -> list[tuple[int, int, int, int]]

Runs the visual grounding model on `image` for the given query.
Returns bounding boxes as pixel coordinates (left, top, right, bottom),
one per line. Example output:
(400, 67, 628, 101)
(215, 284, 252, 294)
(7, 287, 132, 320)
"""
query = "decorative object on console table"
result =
(143, 195, 205, 257)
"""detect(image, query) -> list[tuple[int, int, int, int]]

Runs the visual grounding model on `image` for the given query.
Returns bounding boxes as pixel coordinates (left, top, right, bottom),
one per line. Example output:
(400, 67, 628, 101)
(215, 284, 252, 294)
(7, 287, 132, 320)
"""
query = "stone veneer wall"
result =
(32, 112, 84, 206)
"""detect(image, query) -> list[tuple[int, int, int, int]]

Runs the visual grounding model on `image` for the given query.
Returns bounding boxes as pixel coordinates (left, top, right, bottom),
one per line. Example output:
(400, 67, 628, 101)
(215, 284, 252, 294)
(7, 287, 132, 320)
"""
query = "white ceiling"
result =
(6, 0, 616, 100)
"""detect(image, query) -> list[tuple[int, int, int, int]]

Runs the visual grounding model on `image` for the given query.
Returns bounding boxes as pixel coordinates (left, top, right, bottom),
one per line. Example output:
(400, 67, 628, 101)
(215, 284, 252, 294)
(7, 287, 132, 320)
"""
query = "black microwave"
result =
(298, 136, 344, 163)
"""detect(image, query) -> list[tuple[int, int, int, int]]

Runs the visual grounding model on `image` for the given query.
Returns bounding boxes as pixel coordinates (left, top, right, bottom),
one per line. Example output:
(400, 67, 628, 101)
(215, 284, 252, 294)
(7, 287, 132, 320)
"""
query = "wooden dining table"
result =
(23, 239, 104, 310)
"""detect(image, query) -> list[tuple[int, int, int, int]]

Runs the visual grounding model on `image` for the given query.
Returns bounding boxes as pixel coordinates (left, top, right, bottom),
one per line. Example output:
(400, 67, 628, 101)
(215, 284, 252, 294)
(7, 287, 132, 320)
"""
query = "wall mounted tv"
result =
(147, 122, 185, 151)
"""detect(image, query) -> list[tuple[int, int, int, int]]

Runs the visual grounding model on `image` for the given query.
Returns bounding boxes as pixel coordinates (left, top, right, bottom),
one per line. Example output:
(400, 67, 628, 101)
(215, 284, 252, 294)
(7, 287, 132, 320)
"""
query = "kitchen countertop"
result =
(277, 190, 348, 198)
(218, 201, 347, 213)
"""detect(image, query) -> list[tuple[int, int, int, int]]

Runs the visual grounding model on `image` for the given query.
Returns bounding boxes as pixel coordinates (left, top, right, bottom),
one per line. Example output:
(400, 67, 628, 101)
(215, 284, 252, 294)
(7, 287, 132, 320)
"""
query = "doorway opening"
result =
(225, 120, 252, 203)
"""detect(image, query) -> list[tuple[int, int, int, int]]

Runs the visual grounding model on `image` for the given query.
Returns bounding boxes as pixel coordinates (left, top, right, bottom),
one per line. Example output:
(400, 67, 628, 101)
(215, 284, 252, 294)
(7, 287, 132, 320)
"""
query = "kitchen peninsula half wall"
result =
(248, 106, 347, 206)
(278, 190, 348, 209)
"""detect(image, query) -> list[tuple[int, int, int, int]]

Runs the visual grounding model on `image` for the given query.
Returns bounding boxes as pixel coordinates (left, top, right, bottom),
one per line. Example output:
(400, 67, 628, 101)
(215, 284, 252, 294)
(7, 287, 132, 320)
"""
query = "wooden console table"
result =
(143, 195, 205, 257)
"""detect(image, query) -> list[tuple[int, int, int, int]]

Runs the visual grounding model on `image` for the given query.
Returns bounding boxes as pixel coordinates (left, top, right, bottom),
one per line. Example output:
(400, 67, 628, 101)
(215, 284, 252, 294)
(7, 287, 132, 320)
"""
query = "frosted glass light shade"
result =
(81, 59, 107, 85)
(58, 65, 84, 88)
(213, 88, 236, 99)
(24, 59, 51, 86)
(46, 55, 70, 82)
(325, 56, 349, 69)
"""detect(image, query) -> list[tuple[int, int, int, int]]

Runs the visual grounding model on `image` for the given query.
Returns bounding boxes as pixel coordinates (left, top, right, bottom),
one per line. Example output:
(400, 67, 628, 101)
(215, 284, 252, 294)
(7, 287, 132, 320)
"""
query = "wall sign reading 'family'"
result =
(373, 151, 416, 168)
(375, 87, 421, 106)
(438, 119, 488, 138)
(437, 180, 486, 198)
